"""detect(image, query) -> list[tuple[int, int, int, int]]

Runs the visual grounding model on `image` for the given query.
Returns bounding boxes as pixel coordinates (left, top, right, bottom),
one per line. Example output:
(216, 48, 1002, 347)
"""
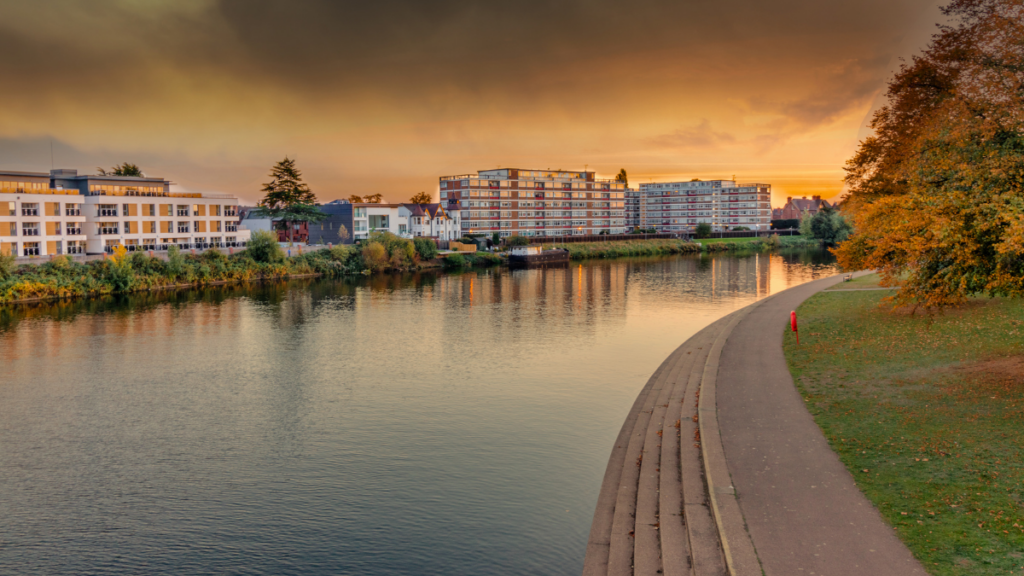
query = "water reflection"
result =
(0, 250, 837, 576)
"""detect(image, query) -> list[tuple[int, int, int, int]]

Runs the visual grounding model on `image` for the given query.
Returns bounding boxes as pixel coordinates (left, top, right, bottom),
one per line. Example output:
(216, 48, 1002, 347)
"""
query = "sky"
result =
(0, 0, 943, 206)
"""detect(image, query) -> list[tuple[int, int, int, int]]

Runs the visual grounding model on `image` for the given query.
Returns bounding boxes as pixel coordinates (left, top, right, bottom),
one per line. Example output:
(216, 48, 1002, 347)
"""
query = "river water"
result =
(0, 250, 837, 575)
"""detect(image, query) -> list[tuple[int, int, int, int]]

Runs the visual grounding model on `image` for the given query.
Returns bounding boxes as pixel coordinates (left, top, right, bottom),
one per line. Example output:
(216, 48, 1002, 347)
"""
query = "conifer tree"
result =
(255, 157, 325, 244)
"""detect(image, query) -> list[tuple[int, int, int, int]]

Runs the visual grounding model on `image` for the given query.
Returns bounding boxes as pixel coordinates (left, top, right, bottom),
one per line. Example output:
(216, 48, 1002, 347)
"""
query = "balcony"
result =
(21, 228, 40, 236)
(98, 227, 119, 235)
(98, 209, 118, 217)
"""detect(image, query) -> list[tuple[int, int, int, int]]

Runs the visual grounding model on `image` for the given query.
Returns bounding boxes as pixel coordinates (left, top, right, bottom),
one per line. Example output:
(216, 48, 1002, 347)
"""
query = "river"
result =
(0, 250, 837, 575)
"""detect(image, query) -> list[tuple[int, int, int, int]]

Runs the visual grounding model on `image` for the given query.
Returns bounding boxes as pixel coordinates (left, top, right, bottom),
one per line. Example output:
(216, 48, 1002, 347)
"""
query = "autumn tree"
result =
(98, 163, 144, 177)
(409, 191, 432, 204)
(835, 0, 1024, 307)
(348, 195, 363, 203)
(254, 157, 326, 244)
(363, 193, 384, 204)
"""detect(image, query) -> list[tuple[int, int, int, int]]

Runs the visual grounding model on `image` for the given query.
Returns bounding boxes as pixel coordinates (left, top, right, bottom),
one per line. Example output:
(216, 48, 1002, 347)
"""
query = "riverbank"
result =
(0, 235, 821, 306)
(540, 235, 819, 259)
(785, 275, 1024, 575)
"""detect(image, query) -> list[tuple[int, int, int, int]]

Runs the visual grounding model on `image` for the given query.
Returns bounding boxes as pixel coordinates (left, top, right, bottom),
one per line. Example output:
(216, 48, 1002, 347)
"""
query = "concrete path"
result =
(582, 273, 927, 576)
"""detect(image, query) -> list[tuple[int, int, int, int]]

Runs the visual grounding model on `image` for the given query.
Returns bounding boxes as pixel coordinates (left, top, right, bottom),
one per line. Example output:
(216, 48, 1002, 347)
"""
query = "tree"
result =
(409, 192, 432, 204)
(835, 0, 1024, 307)
(695, 223, 712, 239)
(253, 157, 326, 243)
(615, 169, 628, 187)
(348, 194, 363, 204)
(809, 205, 852, 246)
(363, 193, 383, 204)
(97, 163, 144, 177)
(798, 210, 814, 237)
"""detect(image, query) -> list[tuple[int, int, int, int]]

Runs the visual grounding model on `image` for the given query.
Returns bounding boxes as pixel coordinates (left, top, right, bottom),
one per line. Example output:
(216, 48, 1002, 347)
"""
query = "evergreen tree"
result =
(254, 157, 325, 243)
(97, 162, 144, 177)
(615, 169, 628, 187)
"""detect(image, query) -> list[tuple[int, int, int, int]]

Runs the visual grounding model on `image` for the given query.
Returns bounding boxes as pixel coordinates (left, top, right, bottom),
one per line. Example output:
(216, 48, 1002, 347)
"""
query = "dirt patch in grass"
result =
(950, 356, 1024, 386)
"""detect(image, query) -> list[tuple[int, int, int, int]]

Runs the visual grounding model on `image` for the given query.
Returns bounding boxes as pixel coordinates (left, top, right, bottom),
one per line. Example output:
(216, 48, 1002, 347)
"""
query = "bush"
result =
(167, 245, 186, 279)
(443, 253, 467, 269)
(731, 226, 750, 231)
(107, 246, 135, 292)
(491, 232, 500, 245)
(764, 234, 781, 250)
(413, 237, 438, 260)
(246, 229, 285, 264)
(0, 252, 15, 279)
(329, 244, 356, 264)
(507, 235, 530, 247)
(695, 223, 712, 239)
(361, 241, 388, 272)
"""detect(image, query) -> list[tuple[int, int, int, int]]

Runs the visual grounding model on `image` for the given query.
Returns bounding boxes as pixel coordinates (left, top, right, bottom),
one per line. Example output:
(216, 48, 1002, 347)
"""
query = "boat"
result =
(507, 246, 570, 268)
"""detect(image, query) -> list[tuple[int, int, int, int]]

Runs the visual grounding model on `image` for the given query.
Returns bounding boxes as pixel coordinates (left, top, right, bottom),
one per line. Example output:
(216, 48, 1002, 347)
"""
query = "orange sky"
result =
(0, 0, 944, 207)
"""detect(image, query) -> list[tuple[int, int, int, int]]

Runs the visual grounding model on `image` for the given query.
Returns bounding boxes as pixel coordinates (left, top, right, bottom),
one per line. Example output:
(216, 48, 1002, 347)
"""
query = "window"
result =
(226, 223, 238, 232)
(66, 223, 82, 235)
(6, 201, 14, 216)
(98, 204, 117, 217)
(177, 222, 190, 234)
(145, 204, 155, 216)
(21, 203, 38, 217)
(123, 203, 130, 215)
(23, 242, 40, 256)
(22, 223, 40, 236)
(98, 223, 119, 235)
(224, 206, 237, 217)
(177, 205, 189, 217)
(211, 205, 221, 216)
(65, 204, 81, 216)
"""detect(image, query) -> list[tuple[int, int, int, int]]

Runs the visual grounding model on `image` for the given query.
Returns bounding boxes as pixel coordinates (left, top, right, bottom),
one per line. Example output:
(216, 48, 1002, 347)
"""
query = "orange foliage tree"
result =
(836, 0, 1024, 307)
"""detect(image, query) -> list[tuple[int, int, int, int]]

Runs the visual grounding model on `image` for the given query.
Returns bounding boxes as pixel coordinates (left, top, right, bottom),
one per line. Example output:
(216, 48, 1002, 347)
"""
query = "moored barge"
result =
(507, 246, 570, 267)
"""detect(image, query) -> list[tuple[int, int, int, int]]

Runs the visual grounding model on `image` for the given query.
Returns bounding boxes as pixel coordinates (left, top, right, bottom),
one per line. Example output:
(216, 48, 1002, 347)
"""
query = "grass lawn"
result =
(785, 291, 1024, 575)
(823, 272, 887, 290)
(699, 236, 761, 244)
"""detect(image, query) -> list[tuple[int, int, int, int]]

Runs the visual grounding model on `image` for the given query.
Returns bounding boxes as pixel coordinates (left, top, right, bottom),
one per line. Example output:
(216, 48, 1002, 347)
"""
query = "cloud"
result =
(649, 120, 737, 150)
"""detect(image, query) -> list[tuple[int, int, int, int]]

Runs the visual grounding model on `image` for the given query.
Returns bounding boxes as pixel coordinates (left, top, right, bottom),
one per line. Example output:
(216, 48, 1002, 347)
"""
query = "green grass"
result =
(785, 291, 1024, 574)
(824, 272, 887, 290)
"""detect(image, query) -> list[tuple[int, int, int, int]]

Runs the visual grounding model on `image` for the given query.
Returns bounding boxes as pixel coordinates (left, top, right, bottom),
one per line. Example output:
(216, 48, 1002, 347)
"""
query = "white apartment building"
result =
(352, 204, 408, 241)
(1, 169, 250, 257)
(636, 180, 772, 233)
(438, 168, 627, 237)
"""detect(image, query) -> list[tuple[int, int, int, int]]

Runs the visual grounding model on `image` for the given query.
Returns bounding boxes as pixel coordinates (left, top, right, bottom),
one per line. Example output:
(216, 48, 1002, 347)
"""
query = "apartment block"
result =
(1, 169, 251, 257)
(636, 180, 772, 233)
(438, 168, 627, 237)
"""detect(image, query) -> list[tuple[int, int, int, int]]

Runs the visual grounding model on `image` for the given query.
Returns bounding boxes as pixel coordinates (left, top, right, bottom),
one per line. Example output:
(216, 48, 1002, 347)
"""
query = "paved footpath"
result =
(583, 273, 927, 576)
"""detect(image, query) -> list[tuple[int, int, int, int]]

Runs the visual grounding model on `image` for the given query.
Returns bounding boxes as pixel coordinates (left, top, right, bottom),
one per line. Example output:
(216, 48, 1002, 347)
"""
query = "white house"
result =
(399, 203, 461, 241)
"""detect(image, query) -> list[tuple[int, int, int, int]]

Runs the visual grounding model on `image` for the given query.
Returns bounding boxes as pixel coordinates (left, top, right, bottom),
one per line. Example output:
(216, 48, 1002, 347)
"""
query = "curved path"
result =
(582, 273, 926, 576)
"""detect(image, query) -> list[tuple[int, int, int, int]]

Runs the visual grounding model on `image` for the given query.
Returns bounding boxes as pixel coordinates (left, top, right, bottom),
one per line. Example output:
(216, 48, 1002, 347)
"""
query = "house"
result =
(241, 211, 309, 243)
(778, 195, 832, 220)
(400, 203, 461, 241)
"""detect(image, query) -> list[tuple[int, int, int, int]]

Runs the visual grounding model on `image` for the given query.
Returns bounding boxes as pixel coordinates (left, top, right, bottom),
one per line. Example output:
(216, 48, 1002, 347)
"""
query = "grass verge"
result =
(785, 290, 1024, 575)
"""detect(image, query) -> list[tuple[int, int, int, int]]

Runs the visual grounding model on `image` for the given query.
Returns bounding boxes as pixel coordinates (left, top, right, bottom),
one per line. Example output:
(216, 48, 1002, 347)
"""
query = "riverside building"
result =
(438, 168, 627, 237)
(1, 169, 250, 256)
(637, 180, 772, 233)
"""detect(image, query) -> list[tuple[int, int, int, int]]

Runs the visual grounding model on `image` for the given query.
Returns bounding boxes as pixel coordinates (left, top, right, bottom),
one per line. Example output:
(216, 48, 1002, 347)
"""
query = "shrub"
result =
(695, 223, 712, 239)
(507, 235, 530, 247)
(246, 230, 285, 264)
(443, 253, 467, 269)
(107, 245, 135, 292)
(361, 241, 388, 272)
(764, 234, 782, 250)
(329, 244, 356, 264)
(167, 245, 186, 279)
(202, 248, 228, 263)
(413, 237, 438, 260)
(0, 252, 15, 279)
(491, 232, 500, 245)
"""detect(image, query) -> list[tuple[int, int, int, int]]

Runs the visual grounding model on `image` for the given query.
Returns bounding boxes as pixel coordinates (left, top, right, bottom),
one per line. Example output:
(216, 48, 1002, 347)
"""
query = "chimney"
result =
(786, 196, 792, 202)
(812, 195, 820, 201)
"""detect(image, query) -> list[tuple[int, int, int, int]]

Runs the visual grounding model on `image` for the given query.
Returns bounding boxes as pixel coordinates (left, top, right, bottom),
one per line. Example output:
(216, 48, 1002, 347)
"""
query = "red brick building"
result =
(778, 195, 832, 220)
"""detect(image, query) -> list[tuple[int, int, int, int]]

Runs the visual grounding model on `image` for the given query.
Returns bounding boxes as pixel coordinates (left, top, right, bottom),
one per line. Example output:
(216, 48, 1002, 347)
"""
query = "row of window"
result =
(4, 201, 238, 218)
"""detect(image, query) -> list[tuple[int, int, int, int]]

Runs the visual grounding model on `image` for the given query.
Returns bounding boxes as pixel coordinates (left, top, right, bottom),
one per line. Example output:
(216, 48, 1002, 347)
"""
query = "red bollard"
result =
(149, 250, 153, 258)
(229, 247, 234, 255)
(791, 310, 799, 345)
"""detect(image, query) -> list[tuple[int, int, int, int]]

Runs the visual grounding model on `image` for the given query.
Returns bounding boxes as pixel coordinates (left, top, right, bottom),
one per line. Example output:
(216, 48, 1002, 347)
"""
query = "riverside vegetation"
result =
(0, 230, 819, 305)
(0, 230, 461, 305)
(540, 234, 819, 259)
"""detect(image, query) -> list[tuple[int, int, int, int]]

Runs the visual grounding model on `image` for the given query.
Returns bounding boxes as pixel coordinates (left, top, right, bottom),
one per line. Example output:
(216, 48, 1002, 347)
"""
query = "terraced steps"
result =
(583, 308, 759, 576)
